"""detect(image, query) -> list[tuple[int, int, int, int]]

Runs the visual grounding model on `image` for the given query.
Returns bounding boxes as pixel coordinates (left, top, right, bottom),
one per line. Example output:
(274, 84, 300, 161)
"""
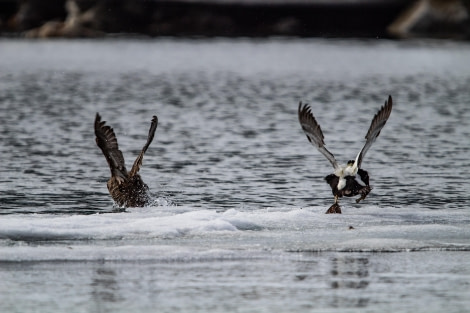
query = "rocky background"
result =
(0, 0, 469, 39)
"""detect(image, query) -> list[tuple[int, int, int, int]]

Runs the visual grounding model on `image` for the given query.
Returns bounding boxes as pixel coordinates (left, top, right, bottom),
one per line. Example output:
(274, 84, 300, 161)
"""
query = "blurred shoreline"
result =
(0, 0, 469, 39)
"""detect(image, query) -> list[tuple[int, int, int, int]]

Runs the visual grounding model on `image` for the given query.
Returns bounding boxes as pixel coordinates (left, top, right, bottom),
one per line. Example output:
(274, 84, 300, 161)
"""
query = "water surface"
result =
(0, 38, 469, 312)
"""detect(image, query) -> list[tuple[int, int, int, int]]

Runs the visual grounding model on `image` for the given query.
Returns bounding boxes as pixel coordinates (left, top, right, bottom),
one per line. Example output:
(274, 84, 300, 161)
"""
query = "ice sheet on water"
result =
(0, 204, 469, 262)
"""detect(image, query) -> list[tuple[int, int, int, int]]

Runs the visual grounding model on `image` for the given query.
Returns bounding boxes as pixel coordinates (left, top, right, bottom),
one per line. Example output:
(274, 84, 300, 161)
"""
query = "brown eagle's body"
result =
(298, 96, 393, 214)
(95, 114, 158, 208)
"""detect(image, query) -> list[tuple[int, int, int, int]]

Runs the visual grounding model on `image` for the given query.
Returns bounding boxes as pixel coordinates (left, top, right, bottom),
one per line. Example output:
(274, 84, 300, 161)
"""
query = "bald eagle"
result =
(298, 96, 393, 214)
(95, 114, 158, 208)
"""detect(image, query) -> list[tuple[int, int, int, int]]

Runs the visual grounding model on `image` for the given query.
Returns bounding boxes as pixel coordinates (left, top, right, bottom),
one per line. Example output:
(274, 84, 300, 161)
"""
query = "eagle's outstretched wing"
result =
(95, 113, 128, 183)
(129, 115, 158, 177)
(353, 95, 393, 169)
(298, 102, 340, 171)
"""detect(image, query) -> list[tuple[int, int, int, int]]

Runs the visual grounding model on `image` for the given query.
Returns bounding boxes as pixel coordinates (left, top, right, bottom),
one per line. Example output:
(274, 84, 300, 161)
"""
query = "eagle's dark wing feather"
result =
(354, 95, 393, 169)
(298, 102, 339, 170)
(95, 113, 128, 183)
(129, 115, 158, 177)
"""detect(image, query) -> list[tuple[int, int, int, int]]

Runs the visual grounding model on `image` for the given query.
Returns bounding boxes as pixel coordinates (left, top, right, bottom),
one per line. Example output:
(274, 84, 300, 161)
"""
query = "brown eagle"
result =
(95, 114, 158, 208)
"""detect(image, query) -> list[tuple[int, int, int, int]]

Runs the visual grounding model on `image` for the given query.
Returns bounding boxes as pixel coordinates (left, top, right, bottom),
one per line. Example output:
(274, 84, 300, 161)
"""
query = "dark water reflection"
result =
(0, 250, 468, 312)
(91, 267, 122, 311)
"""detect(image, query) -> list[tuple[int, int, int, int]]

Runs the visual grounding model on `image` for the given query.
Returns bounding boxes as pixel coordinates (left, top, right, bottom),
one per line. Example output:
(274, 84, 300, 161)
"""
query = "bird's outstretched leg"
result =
(326, 195, 342, 214)
(355, 186, 372, 203)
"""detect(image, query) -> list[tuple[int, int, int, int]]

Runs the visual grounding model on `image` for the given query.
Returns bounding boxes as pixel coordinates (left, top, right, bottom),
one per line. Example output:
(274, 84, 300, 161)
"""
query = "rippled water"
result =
(0, 38, 470, 312)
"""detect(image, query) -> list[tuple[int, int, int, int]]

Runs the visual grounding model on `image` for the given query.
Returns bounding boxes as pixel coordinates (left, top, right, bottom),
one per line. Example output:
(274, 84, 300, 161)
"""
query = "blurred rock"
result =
(388, 0, 470, 39)
(10, 0, 152, 37)
(2, 0, 469, 39)
(24, 0, 104, 38)
(8, 0, 66, 31)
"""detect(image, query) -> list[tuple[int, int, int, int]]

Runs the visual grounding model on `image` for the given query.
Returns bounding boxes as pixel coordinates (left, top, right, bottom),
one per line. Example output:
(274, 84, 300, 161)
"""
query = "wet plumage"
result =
(95, 114, 158, 208)
(298, 96, 393, 214)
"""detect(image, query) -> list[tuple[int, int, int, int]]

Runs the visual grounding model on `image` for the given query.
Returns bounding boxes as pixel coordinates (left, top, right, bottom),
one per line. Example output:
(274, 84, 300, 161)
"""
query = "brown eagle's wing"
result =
(129, 115, 158, 177)
(95, 113, 128, 183)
